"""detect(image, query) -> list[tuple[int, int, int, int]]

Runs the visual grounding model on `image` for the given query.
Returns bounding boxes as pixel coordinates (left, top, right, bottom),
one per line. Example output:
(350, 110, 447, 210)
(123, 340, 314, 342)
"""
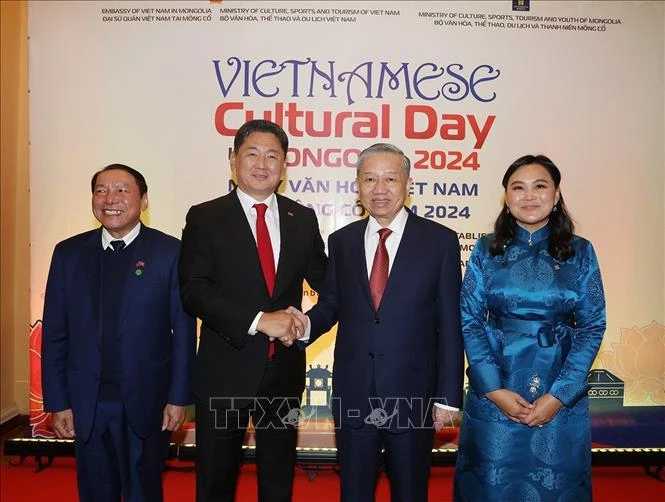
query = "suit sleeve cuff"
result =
(298, 316, 312, 342)
(248, 312, 263, 335)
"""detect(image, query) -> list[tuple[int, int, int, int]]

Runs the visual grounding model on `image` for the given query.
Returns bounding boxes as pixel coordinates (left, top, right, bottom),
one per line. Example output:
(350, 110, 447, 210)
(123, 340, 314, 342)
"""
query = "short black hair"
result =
(233, 120, 289, 155)
(91, 163, 148, 196)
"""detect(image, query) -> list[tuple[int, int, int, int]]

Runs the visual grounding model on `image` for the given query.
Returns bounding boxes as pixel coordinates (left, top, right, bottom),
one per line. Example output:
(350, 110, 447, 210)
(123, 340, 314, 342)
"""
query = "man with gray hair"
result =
(294, 143, 464, 501)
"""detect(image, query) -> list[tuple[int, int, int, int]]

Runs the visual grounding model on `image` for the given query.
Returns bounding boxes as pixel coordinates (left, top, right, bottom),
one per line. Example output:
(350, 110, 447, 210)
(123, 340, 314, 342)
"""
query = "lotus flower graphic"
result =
(598, 321, 665, 406)
(29, 321, 56, 438)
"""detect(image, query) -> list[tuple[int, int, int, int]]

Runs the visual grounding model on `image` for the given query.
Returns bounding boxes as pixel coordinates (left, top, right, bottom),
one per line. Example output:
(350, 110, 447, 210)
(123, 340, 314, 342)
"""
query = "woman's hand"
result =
(485, 389, 533, 423)
(523, 393, 563, 428)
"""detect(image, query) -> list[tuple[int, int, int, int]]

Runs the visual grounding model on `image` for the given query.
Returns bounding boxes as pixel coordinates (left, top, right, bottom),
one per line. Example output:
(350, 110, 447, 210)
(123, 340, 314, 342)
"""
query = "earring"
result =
(552, 205, 558, 213)
(506, 207, 510, 214)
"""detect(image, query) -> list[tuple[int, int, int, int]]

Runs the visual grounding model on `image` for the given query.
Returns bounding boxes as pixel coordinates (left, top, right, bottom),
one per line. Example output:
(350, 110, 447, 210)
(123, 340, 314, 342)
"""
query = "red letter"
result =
(215, 102, 244, 136)
(404, 105, 437, 139)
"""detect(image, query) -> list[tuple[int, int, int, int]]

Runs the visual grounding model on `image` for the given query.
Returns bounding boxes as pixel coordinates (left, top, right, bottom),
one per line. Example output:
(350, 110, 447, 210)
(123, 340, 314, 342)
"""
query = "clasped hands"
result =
(485, 389, 563, 428)
(256, 306, 309, 347)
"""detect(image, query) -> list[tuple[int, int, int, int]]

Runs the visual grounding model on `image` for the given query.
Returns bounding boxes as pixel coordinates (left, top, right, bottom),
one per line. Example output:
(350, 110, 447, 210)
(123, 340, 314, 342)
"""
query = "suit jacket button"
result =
(374, 317, 380, 324)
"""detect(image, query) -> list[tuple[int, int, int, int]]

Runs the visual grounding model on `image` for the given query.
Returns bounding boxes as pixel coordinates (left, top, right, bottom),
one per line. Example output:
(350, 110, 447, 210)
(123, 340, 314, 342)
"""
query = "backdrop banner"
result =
(28, 0, 664, 448)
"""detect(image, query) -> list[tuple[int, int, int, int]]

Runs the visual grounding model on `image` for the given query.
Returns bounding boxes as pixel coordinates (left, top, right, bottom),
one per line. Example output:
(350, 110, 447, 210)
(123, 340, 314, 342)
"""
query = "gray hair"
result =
(356, 143, 411, 176)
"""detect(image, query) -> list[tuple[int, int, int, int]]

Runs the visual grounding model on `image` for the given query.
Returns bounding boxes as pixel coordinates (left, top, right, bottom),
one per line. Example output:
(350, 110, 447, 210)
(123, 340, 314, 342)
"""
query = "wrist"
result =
(485, 388, 503, 402)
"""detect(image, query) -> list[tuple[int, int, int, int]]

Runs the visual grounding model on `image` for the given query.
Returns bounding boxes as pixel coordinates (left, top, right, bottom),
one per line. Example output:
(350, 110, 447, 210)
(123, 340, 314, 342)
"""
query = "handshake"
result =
(256, 306, 310, 347)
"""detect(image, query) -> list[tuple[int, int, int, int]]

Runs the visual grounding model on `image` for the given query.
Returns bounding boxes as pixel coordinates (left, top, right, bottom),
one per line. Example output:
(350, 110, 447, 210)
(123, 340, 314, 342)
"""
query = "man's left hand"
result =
(162, 404, 187, 431)
(432, 406, 460, 431)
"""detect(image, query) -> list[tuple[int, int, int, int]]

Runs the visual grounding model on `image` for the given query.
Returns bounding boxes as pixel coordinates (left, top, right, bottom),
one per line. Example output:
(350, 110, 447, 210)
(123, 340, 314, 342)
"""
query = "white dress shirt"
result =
(235, 188, 281, 335)
(363, 208, 409, 278)
(101, 221, 141, 250)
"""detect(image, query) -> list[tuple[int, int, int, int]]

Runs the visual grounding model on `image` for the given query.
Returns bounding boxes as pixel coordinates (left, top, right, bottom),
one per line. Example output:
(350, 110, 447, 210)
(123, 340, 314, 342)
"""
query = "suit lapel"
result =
(380, 212, 421, 308)
(350, 219, 374, 309)
(79, 229, 103, 329)
(226, 191, 259, 251)
(228, 190, 273, 297)
(273, 196, 297, 298)
(116, 226, 150, 329)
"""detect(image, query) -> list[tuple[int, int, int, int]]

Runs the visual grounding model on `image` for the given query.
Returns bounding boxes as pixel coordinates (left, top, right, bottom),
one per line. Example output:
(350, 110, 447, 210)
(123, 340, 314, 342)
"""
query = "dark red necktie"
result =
(369, 228, 392, 311)
(254, 203, 277, 359)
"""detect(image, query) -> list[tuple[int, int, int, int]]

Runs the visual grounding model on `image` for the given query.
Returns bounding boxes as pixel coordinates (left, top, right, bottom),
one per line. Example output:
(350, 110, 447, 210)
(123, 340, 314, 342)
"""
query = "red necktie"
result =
(369, 228, 392, 311)
(254, 203, 277, 359)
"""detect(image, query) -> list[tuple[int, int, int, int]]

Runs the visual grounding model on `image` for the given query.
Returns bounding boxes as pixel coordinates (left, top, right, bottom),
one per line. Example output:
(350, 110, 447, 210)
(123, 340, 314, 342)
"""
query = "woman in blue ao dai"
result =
(454, 155, 606, 502)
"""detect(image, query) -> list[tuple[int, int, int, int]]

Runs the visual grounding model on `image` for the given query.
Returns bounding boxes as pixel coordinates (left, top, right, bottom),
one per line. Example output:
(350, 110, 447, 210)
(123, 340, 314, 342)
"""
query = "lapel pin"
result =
(135, 260, 145, 276)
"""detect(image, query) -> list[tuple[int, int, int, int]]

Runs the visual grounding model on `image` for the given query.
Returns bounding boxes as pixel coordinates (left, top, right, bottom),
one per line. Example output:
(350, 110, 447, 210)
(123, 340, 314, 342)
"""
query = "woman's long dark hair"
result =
(490, 154, 575, 261)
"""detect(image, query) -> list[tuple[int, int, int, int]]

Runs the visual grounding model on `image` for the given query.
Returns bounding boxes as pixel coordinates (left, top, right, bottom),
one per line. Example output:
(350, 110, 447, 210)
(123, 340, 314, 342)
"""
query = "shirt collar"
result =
(366, 207, 409, 238)
(101, 221, 141, 250)
(236, 188, 278, 216)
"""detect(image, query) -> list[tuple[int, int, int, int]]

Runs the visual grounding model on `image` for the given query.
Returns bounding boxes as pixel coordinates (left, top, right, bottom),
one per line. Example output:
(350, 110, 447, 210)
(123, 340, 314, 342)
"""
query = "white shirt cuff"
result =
(433, 402, 459, 411)
(248, 312, 263, 335)
(298, 315, 312, 342)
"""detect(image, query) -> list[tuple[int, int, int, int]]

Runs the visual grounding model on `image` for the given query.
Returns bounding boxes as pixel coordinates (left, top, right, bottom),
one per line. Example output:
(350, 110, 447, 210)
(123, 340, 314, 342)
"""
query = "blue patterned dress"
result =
(454, 224, 606, 502)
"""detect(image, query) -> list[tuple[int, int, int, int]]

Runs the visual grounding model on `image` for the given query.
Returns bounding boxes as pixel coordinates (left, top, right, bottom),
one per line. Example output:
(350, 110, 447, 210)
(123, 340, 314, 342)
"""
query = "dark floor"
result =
(0, 415, 29, 443)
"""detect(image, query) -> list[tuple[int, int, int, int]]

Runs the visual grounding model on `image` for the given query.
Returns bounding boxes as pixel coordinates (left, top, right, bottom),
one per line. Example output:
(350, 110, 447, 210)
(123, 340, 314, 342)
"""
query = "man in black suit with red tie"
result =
(178, 120, 328, 502)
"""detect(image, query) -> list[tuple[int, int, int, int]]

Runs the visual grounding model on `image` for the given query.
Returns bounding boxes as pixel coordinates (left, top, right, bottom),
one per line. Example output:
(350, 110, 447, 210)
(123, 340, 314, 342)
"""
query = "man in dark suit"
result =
(178, 119, 328, 502)
(41, 164, 196, 502)
(296, 143, 464, 501)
